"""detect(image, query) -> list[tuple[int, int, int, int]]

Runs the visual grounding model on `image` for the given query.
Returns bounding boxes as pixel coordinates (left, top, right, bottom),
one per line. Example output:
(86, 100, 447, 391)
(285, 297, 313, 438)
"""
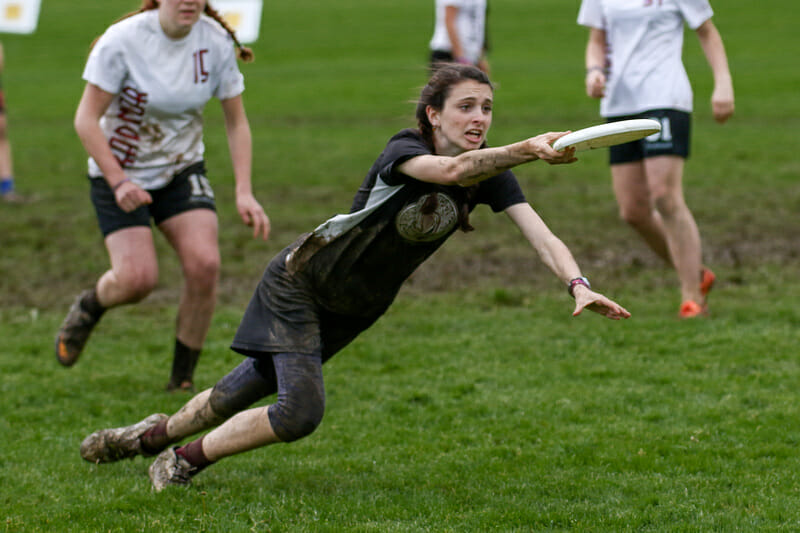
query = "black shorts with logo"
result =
(90, 161, 216, 237)
(608, 109, 691, 165)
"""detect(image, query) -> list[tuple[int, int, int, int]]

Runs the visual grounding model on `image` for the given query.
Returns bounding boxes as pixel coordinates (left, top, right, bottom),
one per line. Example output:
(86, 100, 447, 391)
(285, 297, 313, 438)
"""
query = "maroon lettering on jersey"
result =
(194, 49, 209, 84)
(109, 85, 148, 167)
(109, 137, 139, 167)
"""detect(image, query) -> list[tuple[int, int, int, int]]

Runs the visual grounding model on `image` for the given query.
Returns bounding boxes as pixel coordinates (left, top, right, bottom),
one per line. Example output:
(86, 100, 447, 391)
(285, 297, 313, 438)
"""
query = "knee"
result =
(618, 202, 651, 228)
(183, 252, 220, 290)
(652, 192, 684, 219)
(268, 387, 325, 443)
(115, 265, 158, 302)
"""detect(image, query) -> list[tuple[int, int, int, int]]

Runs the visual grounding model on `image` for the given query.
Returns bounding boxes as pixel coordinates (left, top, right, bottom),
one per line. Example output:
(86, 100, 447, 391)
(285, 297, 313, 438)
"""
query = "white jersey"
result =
(83, 10, 245, 189)
(578, 0, 713, 117)
(429, 0, 487, 64)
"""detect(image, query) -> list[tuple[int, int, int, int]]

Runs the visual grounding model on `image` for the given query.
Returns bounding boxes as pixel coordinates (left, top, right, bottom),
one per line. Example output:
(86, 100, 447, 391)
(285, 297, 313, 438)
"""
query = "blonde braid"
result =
(204, 3, 255, 63)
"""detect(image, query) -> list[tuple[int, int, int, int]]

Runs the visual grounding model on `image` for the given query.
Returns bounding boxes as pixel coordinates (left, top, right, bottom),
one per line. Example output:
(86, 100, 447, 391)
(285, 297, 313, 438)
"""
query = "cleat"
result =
(679, 300, 708, 319)
(165, 380, 195, 393)
(700, 268, 716, 297)
(55, 290, 102, 367)
(80, 413, 169, 464)
(149, 447, 199, 492)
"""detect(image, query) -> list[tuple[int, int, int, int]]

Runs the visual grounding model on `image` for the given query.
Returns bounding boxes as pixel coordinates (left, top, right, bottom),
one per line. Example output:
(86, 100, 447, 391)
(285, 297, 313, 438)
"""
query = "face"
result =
(159, 0, 206, 38)
(427, 79, 493, 156)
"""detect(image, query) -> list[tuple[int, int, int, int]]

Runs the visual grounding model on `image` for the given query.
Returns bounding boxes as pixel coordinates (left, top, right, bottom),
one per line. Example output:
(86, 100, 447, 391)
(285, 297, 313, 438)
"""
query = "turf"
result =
(1, 0, 799, 530)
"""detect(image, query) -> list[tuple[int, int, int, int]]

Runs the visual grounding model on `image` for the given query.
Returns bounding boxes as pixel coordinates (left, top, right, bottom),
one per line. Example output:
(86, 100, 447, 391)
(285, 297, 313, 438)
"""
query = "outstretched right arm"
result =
(396, 131, 576, 187)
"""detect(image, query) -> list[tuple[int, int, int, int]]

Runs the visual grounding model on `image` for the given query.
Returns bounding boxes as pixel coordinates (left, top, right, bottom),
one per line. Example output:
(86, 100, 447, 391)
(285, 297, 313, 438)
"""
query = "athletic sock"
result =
(176, 436, 214, 471)
(0, 177, 14, 195)
(80, 288, 106, 321)
(168, 339, 201, 389)
(140, 419, 171, 455)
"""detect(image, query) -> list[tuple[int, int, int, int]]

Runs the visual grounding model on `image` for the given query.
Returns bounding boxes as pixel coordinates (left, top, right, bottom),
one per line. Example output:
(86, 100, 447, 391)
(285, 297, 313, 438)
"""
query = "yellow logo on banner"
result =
(5, 3, 21, 20)
(222, 11, 242, 30)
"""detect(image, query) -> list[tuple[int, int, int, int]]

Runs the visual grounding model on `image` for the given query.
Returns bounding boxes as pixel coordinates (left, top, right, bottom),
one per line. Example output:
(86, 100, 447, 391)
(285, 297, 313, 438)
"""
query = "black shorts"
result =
(231, 245, 381, 362)
(90, 161, 216, 237)
(608, 109, 691, 165)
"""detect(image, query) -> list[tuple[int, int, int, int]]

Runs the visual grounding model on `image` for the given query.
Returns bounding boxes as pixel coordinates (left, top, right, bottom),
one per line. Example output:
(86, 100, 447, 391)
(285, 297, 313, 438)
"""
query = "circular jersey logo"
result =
(395, 192, 459, 242)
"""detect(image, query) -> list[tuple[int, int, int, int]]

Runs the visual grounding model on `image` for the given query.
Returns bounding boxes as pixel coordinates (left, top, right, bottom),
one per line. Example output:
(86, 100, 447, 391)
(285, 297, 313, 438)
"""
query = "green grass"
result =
(2, 0, 800, 530)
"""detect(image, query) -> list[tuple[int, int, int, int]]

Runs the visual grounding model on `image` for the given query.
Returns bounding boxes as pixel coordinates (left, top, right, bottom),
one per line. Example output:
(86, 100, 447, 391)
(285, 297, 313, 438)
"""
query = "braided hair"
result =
(92, 0, 254, 62)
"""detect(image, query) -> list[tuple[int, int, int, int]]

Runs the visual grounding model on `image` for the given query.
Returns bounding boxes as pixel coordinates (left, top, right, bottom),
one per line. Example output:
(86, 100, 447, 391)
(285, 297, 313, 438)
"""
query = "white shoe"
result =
(80, 413, 169, 463)
(149, 447, 198, 492)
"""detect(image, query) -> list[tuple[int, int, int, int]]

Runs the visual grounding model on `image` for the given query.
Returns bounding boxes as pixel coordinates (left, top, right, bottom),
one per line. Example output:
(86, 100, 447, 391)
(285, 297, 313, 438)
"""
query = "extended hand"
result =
(571, 286, 631, 320)
(236, 193, 271, 240)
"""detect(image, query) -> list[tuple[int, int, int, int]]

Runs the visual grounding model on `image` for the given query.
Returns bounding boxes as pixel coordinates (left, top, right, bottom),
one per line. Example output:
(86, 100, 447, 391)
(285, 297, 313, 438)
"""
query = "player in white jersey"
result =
(429, 0, 490, 73)
(55, 0, 270, 391)
(577, 0, 734, 318)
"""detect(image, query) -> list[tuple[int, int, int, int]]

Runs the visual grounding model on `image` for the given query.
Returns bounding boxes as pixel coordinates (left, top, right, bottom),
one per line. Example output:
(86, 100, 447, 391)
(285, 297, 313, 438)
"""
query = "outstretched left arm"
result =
(695, 19, 735, 124)
(221, 95, 270, 240)
(504, 203, 631, 320)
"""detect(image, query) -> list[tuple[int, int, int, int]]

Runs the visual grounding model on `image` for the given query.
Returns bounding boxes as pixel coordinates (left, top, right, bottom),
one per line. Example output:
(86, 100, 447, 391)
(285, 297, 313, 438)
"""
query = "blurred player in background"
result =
(0, 42, 23, 203)
(429, 0, 490, 74)
(79, 64, 629, 491)
(55, 0, 270, 391)
(578, 0, 734, 318)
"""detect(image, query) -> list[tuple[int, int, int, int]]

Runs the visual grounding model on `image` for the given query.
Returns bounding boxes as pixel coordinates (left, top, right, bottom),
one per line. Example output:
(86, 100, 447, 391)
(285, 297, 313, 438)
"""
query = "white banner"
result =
(213, 0, 263, 44)
(0, 0, 41, 34)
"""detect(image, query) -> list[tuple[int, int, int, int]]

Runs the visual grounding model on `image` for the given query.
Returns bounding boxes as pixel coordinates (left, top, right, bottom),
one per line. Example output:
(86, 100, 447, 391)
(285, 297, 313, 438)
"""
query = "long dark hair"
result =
(91, 0, 254, 62)
(415, 64, 493, 232)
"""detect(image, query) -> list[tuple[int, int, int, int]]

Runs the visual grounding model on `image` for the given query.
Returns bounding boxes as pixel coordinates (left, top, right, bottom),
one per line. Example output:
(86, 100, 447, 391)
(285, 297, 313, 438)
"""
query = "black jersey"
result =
(286, 129, 526, 317)
(232, 129, 527, 358)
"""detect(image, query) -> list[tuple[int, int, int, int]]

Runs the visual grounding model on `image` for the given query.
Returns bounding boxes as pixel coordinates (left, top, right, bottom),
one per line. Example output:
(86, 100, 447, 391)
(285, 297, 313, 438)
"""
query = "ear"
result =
(425, 105, 440, 129)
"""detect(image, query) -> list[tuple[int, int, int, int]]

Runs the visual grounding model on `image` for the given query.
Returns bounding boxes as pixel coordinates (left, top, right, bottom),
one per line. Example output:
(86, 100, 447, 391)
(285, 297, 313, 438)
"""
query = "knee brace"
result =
(268, 353, 325, 442)
(209, 357, 276, 419)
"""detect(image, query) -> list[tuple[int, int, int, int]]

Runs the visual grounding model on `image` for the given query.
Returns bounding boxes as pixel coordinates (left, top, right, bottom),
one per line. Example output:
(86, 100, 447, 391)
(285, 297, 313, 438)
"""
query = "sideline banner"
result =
(0, 0, 41, 34)
(213, 0, 263, 44)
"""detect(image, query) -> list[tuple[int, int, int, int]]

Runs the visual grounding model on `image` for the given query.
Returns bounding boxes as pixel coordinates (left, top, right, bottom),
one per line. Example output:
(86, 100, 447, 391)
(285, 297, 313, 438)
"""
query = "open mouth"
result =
(465, 129, 483, 143)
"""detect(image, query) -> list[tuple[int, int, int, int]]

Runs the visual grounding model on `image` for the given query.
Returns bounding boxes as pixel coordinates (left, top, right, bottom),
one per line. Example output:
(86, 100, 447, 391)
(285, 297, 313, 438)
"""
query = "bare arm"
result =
(585, 28, 607, 99)
(444, 5, 465, 60)
(695, 19, 734, 123)
(505, 203, 631, 320)
(74, 83, 152, 212)
(220, 95, 270, 240)
(396, 131, 576, 187)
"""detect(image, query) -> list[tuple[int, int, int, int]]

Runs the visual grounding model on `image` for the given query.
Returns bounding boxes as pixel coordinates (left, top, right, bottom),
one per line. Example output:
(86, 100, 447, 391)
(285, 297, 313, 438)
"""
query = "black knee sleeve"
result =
(209, 358, 276, 419)
(268, 353, 325, 442)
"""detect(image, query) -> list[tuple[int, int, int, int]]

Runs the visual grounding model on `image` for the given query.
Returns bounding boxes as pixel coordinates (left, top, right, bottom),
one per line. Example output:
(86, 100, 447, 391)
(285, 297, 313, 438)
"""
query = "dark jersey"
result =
(232, 129, 527, 358)
(286, 129, 526, 317)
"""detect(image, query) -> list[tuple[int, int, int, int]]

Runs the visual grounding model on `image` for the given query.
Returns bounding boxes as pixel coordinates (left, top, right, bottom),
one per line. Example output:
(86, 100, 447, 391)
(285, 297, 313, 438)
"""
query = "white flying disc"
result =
(552, 119, 661, 152)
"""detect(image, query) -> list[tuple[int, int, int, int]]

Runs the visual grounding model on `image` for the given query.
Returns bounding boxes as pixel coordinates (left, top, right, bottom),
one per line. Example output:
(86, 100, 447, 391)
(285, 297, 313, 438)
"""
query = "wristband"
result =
(111, 178, 131, 192)
(586, 66, 605, 75)
(567, 276, 591, 298)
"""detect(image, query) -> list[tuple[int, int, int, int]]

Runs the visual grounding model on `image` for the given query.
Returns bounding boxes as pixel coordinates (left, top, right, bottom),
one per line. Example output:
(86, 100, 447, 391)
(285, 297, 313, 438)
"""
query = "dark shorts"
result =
(608, 109, 691, 165)
(231, 245, 381, 362)
(90, 161, 216, 237)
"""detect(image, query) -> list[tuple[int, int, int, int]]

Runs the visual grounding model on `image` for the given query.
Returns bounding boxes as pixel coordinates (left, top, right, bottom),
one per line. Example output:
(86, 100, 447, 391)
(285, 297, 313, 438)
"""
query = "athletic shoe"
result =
(679, 300, 708, 319)
(149, 447, 199, 492)
(80, 413, 169, 464)
(165, 380, 195, 393)
(55, 290, 102, 367)
(700, 268, 716, 297)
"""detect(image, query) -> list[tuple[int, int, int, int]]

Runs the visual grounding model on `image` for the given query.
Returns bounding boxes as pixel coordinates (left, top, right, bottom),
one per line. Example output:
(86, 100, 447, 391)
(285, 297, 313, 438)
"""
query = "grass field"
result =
(1, 0, 799, 531)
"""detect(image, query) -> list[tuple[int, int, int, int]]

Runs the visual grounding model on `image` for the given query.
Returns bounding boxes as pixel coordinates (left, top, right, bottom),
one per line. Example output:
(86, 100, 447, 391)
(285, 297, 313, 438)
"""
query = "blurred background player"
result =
(428, 0, 490, 74)
(55, 0, 270, 390)
(578, 0, 734, 318)
(0, 42, 22, 203)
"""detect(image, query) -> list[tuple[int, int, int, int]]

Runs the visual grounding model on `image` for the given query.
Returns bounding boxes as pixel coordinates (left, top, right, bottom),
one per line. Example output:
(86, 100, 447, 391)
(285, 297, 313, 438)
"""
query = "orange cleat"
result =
(700, 268, 716, 297)
(679, 300, 708, 319)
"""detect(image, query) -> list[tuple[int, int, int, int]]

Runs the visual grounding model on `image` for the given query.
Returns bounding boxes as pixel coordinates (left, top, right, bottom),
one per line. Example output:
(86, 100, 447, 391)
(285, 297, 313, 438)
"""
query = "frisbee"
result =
(552, 119, 661, 152)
